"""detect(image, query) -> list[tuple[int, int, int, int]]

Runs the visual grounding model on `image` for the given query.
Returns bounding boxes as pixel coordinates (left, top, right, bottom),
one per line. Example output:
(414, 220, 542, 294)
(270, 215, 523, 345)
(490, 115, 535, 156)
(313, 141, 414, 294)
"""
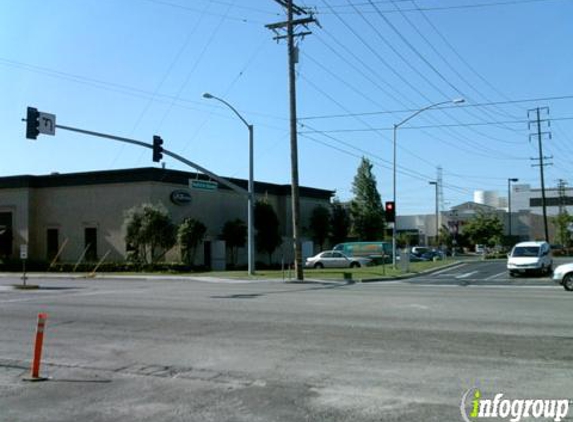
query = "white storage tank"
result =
(474, 190, 499, 208)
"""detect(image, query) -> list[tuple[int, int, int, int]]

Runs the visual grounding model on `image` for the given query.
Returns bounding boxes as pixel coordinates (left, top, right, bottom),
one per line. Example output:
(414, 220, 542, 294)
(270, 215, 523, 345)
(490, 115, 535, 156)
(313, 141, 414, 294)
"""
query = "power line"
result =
(298, 116, 573, 131)
(320, 0, 527, 157)
(298, 95, 573, 120)
(139, 0, 269, 23)
(321, 0, 568, 14)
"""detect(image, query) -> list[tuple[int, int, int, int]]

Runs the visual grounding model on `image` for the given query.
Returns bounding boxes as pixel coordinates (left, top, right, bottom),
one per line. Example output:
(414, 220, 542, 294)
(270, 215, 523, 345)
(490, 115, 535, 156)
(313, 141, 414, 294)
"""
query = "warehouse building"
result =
(0, 168, 333, 267)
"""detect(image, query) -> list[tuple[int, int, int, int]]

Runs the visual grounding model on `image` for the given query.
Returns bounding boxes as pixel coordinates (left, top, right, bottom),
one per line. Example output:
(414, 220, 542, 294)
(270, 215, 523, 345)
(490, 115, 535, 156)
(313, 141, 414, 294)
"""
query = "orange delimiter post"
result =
(31, 313, 48, 379)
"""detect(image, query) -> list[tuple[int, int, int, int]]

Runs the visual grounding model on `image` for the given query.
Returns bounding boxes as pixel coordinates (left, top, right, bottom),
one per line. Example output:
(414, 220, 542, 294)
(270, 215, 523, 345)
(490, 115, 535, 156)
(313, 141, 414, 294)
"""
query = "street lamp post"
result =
(392, 98, 465, 268)
(508, 178, 519, 238)
(429, 181, 438, 246)
(203, 93, 255, 276)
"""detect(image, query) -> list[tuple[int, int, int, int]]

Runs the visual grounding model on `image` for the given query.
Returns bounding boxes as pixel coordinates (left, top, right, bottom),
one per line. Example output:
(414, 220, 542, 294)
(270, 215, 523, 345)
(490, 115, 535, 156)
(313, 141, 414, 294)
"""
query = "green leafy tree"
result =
(551, 210, 573, 247)
(221, 219, 247, 267)
(463, 212, 504, 247)
(178, 218, 207, 265)
(330, 199, 350, 246)
(396, 232, 417, 249)
(309, 205, 331, 251)
(254, 199, 282, 265)
(349, 157, 385, 240)
(124, 203, 176, 264)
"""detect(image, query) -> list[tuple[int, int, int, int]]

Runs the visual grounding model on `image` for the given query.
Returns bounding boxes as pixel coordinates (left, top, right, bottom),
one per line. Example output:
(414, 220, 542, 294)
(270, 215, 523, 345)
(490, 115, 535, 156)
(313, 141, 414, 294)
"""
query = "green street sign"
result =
(190, 180, 218, 191)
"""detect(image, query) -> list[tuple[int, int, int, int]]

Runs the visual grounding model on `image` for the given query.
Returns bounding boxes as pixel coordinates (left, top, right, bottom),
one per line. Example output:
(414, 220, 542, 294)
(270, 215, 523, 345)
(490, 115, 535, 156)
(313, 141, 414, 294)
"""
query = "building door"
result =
(47, 229, 59, 261)
(0, 212, 12, 258)
(203, 241, 211, 269)
(84, 228, 98, 261)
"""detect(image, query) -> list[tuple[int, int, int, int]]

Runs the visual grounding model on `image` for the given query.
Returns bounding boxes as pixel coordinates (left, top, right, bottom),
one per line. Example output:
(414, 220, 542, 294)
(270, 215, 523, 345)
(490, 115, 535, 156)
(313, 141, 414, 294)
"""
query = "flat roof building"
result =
(0, 168, 333, 267)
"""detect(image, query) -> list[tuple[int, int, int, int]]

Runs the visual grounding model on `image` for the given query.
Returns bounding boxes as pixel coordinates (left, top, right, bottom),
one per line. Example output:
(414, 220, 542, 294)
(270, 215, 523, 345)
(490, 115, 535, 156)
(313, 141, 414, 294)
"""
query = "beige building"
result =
(0, 168, 333, 267)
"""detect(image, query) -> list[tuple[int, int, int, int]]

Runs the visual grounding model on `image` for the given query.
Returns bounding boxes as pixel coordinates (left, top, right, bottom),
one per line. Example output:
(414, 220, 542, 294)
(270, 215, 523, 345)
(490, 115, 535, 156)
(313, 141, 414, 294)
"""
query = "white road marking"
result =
(485, 271, 507, 281)
(429, 264, 467, 276)
(455, 271, 478, 279)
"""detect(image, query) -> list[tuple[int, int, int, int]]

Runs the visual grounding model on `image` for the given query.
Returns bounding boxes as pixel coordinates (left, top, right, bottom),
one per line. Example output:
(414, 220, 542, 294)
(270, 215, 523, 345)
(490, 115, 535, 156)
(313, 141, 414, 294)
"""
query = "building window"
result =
(47, 228, 59, 261)
(0, 212, 13, 258)
(84, 227, 98, 261)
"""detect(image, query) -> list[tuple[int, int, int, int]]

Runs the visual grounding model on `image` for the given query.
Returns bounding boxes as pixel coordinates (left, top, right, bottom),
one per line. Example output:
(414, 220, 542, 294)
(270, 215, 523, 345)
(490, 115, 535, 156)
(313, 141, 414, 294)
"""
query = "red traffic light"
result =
(385, 201, 395, 223)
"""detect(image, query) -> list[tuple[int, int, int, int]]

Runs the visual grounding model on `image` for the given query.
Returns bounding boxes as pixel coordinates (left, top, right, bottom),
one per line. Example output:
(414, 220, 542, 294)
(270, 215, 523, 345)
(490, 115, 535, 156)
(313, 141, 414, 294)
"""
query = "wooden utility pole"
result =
(266, 1, 317, 281)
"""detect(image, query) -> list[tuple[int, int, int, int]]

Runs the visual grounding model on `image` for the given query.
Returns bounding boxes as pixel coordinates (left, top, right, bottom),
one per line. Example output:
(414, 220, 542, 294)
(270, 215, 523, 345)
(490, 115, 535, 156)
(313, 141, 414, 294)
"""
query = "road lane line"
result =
(485, 271, 507, 281)
(455, 271, 478, 279)
(430, 263, 466, 276)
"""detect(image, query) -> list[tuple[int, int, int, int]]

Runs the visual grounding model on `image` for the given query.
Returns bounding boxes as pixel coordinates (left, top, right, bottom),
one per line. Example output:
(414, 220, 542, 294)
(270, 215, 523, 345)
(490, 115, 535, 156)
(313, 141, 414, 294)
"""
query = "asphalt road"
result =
(0, 266, 572, 422)
(410, 257, 570, 286)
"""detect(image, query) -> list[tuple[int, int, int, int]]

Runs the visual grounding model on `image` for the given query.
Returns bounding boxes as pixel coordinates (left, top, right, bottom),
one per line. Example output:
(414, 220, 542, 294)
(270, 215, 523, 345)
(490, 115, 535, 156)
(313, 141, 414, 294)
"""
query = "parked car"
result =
(305, 251, 372, 269)
(552, 262, 573, 291)
(507, 241, 553, 277)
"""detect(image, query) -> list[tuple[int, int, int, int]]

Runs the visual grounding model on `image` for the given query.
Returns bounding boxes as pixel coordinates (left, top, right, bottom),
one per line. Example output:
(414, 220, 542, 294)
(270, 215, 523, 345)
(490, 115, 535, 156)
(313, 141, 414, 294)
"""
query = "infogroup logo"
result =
(460, 388, 570, 422)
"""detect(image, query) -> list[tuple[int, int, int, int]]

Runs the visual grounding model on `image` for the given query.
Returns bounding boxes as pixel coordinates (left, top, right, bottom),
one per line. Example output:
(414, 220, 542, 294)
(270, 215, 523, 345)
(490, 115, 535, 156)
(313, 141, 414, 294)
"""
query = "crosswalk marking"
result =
(455, 271, 478, 279)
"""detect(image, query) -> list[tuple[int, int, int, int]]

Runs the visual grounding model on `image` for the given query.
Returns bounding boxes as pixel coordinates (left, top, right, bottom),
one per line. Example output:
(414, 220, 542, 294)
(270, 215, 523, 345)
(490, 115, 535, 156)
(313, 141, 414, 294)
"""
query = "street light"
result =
(203, 93, 255, 276)
(508, 178, 519, 238)
(429, 181, 439, 246)
(392, 98, 465, 268)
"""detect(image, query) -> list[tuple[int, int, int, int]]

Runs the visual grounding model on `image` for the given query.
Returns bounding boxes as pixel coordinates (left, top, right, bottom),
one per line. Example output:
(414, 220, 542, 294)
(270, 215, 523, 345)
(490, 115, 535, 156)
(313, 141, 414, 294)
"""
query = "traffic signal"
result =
(152, 135, 163, 162)
(26, 107, 40, 140)
(385, 201, 395, 223)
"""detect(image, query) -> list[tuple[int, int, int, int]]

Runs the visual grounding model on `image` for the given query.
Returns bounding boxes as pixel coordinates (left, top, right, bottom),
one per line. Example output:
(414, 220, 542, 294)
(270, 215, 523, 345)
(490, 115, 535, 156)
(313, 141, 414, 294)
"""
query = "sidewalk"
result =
(0, 260, 466, 284)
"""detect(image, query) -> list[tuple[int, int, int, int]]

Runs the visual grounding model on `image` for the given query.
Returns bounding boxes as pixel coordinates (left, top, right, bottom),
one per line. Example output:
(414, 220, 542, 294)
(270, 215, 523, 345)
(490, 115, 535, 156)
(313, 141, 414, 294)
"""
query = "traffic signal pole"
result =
(33, 122, 248, 197)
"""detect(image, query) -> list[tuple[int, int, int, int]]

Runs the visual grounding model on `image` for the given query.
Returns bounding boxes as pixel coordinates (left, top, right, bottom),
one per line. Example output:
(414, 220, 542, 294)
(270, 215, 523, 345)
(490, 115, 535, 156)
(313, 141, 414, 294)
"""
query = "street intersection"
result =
(0, 261, 571, 422)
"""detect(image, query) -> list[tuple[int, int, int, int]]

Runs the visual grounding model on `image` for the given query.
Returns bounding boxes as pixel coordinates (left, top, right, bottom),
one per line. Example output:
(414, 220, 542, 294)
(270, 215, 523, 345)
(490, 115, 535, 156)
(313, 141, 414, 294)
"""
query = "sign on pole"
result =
(20, 244, 28, 260)
(38, 112, 56, 136)
(190, 180, 218, 191)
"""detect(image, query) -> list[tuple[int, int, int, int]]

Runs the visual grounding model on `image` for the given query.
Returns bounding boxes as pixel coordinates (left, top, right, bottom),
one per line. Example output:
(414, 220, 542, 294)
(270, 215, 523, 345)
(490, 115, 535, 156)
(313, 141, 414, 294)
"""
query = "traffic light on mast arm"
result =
(385, 201, 395, 223)
(152, 135, 163, 162)
(26, 107, 40, 140)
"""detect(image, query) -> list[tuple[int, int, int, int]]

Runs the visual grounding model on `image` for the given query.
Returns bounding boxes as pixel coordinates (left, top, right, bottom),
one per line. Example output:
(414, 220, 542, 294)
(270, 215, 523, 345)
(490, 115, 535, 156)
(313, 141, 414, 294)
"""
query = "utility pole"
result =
(266, 1, 317, 281)
(528, 107, 552, 242)
(437, 166, 444, 235)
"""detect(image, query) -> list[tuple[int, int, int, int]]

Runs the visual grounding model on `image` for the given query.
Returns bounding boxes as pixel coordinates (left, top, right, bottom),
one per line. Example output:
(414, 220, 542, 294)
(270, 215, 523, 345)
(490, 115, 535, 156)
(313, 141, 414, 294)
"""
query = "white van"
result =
(507, 241, 553, 277)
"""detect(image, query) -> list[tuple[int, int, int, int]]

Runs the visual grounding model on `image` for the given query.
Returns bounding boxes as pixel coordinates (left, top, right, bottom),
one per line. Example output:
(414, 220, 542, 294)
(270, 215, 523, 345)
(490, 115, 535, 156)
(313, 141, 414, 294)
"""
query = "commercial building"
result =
(397, 182, 570, 246)
(0, 168, 333, 267)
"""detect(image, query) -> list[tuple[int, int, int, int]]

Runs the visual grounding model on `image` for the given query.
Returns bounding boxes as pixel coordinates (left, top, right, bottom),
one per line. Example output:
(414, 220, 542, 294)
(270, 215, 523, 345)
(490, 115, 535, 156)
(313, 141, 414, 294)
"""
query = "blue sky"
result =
(1, 0, 572, 215)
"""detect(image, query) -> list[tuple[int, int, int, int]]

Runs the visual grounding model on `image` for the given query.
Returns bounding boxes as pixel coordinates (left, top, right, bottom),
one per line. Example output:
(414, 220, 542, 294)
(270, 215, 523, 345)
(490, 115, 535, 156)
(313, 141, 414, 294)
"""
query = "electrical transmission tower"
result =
(557, 179, 568, 215)
(437, 166, 444, 210)
(528, 107, 552, 242)
(266, 1, 318, 281)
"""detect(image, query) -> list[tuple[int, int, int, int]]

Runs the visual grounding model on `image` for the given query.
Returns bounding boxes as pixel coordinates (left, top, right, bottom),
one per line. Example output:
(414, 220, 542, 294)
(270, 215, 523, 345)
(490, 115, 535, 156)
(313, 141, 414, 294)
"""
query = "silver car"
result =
(552, 262, 573, 291)
(305, 251, 372, 269)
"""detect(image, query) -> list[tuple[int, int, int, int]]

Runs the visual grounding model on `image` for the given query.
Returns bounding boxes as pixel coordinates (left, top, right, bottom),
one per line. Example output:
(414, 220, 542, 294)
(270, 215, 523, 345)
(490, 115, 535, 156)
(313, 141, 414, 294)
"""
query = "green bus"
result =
(333, 242, 392, 263)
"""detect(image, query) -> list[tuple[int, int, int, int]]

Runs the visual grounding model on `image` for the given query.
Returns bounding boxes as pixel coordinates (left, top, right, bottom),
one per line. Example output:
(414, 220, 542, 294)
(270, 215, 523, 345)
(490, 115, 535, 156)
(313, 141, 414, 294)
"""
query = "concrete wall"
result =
(1, 178, 331, 265)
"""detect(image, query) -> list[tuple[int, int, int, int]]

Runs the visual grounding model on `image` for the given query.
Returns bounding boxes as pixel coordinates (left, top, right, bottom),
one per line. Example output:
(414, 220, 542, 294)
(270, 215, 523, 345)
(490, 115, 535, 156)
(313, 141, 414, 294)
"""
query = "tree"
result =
(551, 210, 573, 247)
(349, 157, 385, 240)
(463, 212, 504, 247)
(309, 205, 330, 251)
(178, 218, 207, 266)
(254, 199, 282, 265)
(396, 232, 417, 249)
(221, 219, 247, 267)
(330, 199, 350, 246)
(124, 203, 176, 264)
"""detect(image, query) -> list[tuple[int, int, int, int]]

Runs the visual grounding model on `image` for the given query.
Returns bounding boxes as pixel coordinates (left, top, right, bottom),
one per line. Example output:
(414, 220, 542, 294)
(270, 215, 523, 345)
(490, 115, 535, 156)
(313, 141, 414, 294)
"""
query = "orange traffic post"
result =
(28, 313, 48, 381)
